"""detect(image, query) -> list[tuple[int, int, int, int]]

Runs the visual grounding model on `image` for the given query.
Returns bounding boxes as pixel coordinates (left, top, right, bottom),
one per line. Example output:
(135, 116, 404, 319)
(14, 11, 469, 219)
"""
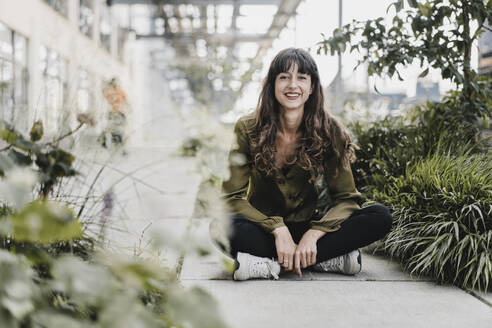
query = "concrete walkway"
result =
(93, 139, 491, 328)
(180, 221, 492, 328)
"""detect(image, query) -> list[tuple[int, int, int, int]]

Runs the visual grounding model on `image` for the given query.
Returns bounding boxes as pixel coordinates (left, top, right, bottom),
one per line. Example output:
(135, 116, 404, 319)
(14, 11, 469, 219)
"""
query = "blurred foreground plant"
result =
(0, 119, 228, 327)
(179, 108, 235, 259)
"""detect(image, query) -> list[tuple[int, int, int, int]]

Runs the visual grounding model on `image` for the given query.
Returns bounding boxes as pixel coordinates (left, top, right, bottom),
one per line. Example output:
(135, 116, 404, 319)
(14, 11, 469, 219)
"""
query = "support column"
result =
(92, 0, 101, 46)
(67, 0, 79, 26)
(27, 14, 41, 131)
(110, 9, 118, 59)
(67, 0, 81, 130)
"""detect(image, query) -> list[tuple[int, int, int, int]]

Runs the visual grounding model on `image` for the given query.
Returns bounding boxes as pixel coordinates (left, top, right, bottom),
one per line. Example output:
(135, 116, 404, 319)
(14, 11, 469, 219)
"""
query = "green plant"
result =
(0, 118, 228, 327)
(177, 108, 233, 219)
(172, 57, 239, 111)
(0, 119, 82, 198)
(318, 1, 492, 293)
(318, 0, 492, 121)
(372, 150, 492, 291)
(350, 92, 488, 199)
(0, 247, 227, 327)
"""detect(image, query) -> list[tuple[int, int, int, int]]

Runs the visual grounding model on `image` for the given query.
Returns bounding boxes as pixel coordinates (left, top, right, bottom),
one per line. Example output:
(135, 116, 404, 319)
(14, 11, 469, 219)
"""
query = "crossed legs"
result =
(220, 204, 392, 263)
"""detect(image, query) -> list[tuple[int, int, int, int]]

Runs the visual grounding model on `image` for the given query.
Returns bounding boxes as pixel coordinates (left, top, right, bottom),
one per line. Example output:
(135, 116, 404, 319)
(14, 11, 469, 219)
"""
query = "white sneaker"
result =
(233, 252, 281, 281)
(312, 249, 362, 275)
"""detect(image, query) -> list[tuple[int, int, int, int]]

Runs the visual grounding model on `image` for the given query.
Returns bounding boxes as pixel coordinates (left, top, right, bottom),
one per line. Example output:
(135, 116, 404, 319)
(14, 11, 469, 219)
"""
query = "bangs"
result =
(271, 48, 318, 77)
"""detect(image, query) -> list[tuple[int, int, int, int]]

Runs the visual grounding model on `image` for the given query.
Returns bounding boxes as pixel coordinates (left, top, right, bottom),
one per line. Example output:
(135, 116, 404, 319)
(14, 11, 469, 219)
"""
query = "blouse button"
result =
(288, 195, 296, 201)
(314, 209, 320, 215)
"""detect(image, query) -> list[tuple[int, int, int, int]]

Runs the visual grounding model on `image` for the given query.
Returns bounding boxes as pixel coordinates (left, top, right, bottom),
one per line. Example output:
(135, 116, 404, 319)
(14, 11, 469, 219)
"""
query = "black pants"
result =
(224, 204, 392, 263)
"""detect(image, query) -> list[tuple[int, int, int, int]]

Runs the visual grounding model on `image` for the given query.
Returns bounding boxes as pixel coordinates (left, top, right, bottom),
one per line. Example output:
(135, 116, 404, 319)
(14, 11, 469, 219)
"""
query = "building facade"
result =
(0, 0, 134, 142)
(479, 22, 492, 78)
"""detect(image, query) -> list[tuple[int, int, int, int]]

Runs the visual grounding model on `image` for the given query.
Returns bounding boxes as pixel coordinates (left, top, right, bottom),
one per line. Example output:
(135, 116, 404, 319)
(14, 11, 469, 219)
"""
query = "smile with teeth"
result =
(285, 93, 300, 99)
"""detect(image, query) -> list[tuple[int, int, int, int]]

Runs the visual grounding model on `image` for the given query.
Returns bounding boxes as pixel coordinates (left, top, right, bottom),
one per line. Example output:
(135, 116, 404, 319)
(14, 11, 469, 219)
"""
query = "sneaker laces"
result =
(318, 255, 343, 272)
(250, 258, 279, 280)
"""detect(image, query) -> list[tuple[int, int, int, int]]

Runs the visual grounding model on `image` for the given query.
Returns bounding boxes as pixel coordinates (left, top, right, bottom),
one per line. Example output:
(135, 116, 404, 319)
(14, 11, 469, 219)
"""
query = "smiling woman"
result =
(210, 48, 393, 280)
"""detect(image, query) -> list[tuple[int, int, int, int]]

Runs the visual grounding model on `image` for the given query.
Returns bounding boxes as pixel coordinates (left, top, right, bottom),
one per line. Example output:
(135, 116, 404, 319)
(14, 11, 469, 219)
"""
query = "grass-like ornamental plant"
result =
(374, 150, 492, 292)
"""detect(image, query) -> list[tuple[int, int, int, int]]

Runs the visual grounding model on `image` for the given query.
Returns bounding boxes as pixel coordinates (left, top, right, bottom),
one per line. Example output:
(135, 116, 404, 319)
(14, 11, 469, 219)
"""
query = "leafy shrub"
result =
(317, 0, 492, 293)
(350, 93, 488, 198)
(372, 150, 492, 291)
(0, 248, 227, 328)
(0, 119, 79, 198)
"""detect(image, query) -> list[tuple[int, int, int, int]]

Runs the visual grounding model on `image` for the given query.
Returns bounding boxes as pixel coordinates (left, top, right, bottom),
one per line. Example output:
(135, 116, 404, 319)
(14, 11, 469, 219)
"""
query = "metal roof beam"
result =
(231, 0, 240, 31)
(238, 0, 302, 94)
(136, 32, 272, 45)
(110, 0, 280, 5)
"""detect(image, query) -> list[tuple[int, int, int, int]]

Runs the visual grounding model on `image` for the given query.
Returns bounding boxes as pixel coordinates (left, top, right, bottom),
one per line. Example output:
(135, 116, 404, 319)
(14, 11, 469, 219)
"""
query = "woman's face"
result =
(274, 63, 312, 113)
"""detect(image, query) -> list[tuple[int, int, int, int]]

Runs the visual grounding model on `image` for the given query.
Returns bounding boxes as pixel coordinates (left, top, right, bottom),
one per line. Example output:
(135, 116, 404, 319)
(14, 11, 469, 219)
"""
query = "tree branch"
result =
(0, 145, 12, 152)
(45, 122, 84, 146)
(471, 22, 485, 41)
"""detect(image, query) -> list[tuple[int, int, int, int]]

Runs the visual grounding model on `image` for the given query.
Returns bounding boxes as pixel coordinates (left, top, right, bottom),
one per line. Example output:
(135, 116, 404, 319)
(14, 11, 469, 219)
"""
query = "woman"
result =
(213, 48, 392, 280)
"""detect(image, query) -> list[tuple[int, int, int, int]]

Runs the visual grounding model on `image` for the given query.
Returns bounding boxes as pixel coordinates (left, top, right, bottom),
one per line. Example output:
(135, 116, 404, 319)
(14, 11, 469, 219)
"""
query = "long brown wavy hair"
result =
(251, 48, 355, 182)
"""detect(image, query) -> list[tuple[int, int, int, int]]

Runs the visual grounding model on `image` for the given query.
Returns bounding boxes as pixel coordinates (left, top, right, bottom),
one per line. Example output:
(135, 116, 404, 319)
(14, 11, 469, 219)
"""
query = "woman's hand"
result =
(294, 229, 326, 276)
(272, 226, 297, 271)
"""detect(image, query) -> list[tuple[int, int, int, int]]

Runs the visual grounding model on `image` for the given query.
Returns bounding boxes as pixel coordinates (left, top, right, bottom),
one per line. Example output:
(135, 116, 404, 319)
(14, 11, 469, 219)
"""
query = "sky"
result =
(232, 0, 480, 116)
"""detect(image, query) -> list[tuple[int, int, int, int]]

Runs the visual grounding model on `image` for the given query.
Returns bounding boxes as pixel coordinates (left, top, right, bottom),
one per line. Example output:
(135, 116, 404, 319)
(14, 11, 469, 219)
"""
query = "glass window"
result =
(39, 46, 67, 135)
(80, 0, 94, 38)
(42, 0, 68, 17)
(117, 27, 129, 62)
(77, 69, 92, 113)
(0, 23, 28, 131)
(100, 3, 112, 53)
(69, 69, 93, 131)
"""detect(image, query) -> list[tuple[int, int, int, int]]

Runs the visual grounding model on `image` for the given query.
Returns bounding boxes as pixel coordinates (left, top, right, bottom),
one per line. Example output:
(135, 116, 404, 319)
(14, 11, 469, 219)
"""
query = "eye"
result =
(298, 75, 308, 80)
(278, 75, 288, 80)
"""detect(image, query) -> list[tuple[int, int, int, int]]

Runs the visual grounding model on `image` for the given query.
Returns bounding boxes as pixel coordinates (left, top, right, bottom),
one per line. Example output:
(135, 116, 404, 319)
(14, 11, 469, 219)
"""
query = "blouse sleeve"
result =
(221, 119, 285, 233)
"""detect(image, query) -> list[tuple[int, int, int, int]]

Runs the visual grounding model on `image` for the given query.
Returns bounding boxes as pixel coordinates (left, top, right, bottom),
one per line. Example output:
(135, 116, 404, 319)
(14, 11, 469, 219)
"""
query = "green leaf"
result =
(387, 0, 404, 13)
(29, 121, 43, 142)
(12, 139, 37, 151)
(418, 2, 431, 17)
(374, 83, 382, 94)
(53, 162, 77, 177)
(0, 250, 36, 320)
(49, 149, 75, 167)
(7, 149, 32, 166)
(9, 200, 83, 244)
(35, 153, 51, 171)
(31, 311, 90, 328)
(418, 68, 429, 78)
(0, 153, 15, 175)
(407, 0, 418, 8)
(166, 286, 228, 328)
(51, 256, 113, 307)
(0, 122, 20, 144)
(109, 256, 175, 290)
